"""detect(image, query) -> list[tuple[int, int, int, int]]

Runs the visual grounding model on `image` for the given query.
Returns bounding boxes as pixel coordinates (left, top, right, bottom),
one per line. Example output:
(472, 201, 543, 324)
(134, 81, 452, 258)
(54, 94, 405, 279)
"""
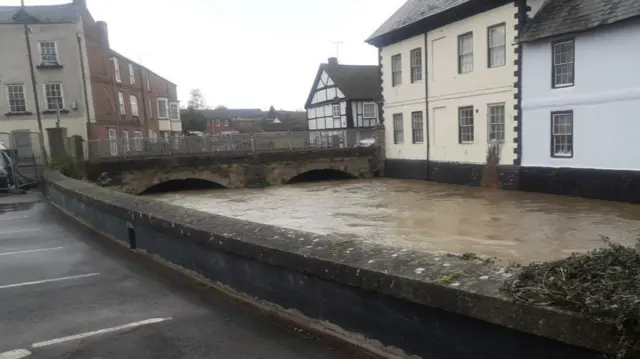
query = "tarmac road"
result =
(0, 192, 374, 359)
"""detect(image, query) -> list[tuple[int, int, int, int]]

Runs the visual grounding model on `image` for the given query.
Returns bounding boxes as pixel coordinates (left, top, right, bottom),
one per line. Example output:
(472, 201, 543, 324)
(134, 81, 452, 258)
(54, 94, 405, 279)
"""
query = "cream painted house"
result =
(367, 0, 543, 187)
(0, 1, 94, 158)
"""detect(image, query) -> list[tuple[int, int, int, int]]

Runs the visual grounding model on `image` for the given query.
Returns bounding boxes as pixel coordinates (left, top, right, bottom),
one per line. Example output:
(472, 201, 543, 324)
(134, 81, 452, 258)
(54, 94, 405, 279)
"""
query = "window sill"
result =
(42, 109, 70, 115)
(460, 141, 474, 145)
(552, 83, 574, 89)
(37, 63, 63, 69)
(4, 111, 33, 117)
(551, 154, 573, 159)
(412, 142, 424, 144)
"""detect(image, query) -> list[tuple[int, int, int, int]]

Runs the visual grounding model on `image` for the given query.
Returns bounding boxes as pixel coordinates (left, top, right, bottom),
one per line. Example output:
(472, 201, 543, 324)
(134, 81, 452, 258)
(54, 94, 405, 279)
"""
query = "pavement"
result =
(0, 191, 375, 359)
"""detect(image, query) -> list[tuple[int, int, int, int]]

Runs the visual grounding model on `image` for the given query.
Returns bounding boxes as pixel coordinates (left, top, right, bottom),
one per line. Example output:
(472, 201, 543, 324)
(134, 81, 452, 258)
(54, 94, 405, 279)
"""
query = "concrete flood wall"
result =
(44, 171, 614, 359)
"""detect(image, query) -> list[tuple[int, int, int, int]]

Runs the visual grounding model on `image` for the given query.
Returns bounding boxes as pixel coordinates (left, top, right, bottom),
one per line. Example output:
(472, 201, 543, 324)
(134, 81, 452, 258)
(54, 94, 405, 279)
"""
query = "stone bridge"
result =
(86, 147, 383, 194)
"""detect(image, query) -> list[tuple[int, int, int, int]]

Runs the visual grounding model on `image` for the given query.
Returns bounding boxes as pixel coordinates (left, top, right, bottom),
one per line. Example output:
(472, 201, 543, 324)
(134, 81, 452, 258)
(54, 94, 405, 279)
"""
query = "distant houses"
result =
(365, 0, 640, 202)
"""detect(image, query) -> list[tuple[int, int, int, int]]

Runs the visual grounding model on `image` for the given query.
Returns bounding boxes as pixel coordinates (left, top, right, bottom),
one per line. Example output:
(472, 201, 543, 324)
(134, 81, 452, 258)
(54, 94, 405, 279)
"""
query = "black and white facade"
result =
(304, 57, 382, 146)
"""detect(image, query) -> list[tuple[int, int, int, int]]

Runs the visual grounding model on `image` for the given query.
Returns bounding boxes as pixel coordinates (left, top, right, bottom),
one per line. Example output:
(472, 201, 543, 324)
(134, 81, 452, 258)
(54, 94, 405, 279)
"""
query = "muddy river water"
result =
(149, 178, 640, 263)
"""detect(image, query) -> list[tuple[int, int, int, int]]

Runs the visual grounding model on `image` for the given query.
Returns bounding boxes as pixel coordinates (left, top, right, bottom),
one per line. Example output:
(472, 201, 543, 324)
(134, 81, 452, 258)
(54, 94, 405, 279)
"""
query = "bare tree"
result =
(188, 88, 205, 110)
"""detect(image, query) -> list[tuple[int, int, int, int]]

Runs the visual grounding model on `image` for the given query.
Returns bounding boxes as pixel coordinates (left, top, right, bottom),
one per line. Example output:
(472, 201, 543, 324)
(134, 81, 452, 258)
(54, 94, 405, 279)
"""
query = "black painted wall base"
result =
(385, 159, 640, 203)
(384, 159, 519, 189)
(520, 166, 640, 203)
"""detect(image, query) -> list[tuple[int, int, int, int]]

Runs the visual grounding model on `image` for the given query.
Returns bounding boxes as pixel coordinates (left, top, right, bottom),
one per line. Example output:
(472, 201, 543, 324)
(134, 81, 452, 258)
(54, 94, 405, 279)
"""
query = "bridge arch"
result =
(286, 169, 358, 184)
(139, 178, 227, 195)
(132, 172, 231, 195)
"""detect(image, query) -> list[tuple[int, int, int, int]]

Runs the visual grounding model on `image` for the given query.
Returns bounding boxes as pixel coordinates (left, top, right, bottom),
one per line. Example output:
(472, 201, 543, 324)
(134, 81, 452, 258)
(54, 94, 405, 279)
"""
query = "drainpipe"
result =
(424, 33, 430, 180)
(76, 33, 91, 141)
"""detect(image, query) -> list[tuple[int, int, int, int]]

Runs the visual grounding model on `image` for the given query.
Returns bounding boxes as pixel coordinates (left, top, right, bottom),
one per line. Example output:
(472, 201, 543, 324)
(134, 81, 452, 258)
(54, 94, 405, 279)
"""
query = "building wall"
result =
(522, 19, 640, 171)
(351, 101, 380, 128)
(381, 34, 427, 160)
(84, 20, 180, 140)
(307, 70, 348, 131)
(427, 2, 517, 165)
(0, 21, 91, 151)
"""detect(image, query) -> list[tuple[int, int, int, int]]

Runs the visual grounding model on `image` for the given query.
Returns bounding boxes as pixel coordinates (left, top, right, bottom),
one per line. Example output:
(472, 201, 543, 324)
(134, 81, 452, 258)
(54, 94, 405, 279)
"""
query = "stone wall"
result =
(44, 171, 615, 359)
(85, 147, 381, 194)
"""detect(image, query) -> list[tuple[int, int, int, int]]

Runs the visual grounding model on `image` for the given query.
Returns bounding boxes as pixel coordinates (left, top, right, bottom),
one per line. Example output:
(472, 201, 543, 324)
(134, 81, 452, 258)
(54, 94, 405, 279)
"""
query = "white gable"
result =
(320, 71, 329, 86)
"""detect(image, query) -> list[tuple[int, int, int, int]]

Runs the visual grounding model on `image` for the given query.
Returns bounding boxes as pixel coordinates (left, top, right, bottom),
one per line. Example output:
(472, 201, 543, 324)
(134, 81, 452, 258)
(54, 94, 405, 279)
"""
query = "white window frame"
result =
(118, 92, 125, 115)
(129, 64, 135, 84)
(6, 84, 27, 113)
(551, 110, 573, 158)
(169, 101, 180, 121)
(157, 98, 169, 119)
(411, 111, 424, 144)
(39, 41, 59, 65)
(363, 102, 376, 119)
(332, 103, 341, 119)
(410, 48, 422, 83)
(43, 83, 64, 111)
(391, 54, 402, 87)
(108, 128, 118, 156)
(393, 113, 404, 144)
(458, 106, 474, 143)
(488, 24, 506, 68)
(148, 98, 153, 118)
(112, 57, 121, 83)
(458, 32, 474, 74)
(552, 39, 575, 88)
(487, 103, 505, 143)
(130, 95, 139, 117)
(215, 119, 221, 126)
(223, 119, 229, 126)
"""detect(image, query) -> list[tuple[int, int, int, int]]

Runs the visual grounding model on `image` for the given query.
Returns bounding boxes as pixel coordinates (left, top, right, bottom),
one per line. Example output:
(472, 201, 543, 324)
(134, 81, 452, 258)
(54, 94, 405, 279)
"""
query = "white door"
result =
(108, 128, 117, 156)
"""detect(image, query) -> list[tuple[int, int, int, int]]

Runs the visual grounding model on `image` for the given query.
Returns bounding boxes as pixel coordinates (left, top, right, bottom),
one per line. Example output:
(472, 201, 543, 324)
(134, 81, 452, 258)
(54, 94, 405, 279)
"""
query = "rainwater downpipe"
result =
(424, 33, 431, 181)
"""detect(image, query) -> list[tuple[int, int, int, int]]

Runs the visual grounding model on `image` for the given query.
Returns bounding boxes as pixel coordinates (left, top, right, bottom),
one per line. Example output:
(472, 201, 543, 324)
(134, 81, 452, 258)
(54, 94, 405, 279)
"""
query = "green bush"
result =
(51, 155, 82, 180)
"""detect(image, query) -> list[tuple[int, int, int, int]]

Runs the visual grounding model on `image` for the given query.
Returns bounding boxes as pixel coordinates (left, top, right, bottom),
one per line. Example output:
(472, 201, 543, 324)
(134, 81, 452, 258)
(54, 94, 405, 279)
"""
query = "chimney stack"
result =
(96, 21, 109, 48)
(73, 0, 86, 8)
(328, 57, 338, 65)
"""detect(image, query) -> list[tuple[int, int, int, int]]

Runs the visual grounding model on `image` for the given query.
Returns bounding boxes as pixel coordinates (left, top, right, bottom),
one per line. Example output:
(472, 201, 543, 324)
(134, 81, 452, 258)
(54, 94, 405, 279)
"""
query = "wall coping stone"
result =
(44, 171, 616, 354)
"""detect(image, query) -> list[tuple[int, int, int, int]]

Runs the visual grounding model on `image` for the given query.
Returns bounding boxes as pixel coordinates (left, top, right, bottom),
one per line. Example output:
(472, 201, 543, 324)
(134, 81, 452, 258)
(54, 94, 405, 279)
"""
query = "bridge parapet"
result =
(86, 146, 383, 194)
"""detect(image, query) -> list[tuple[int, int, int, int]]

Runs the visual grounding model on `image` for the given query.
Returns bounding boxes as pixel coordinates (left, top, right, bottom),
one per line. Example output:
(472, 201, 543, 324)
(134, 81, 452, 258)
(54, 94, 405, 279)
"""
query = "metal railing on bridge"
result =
(86, 129, 380, 160)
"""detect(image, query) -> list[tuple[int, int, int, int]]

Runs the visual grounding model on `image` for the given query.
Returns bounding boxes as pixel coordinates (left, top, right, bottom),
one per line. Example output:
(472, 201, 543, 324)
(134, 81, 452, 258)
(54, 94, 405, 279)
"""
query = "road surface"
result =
(0, 192, 373, 359)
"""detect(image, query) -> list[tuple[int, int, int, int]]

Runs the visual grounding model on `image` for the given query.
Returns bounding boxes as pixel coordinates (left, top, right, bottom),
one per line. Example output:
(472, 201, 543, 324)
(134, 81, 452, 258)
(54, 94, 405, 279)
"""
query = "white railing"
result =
(86, 129, 380, 160)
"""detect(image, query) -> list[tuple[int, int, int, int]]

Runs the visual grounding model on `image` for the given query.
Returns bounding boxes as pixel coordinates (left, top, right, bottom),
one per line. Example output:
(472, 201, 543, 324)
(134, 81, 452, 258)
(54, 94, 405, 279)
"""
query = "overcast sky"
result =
(3, 0, 404, 110)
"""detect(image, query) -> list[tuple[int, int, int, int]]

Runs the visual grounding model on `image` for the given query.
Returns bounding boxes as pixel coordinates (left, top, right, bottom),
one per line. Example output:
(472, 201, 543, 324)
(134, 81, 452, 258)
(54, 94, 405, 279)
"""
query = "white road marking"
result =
(32, 317, 173, 348)
(0, 229, 43, 236)
(0, 247, 63, 257)
(0, 216, 31, 221)
(0, 273, 100, 290)
(0, 349, 31, 359)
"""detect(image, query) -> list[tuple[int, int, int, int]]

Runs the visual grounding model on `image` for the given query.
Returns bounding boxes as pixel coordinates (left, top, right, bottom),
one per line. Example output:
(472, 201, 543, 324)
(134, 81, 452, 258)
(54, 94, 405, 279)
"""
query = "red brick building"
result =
(83, 17, 181, 144)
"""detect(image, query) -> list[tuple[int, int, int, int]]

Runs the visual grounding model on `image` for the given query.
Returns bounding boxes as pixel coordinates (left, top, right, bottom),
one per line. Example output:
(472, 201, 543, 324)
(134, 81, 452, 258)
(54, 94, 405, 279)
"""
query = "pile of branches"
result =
(505, 236, 640, 358)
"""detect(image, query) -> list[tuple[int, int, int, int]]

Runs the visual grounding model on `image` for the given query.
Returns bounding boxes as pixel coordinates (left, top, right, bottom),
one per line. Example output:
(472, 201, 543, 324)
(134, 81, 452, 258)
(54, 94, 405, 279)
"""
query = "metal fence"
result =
(0, 131, 45, 189)
(86, 128, 379, 160)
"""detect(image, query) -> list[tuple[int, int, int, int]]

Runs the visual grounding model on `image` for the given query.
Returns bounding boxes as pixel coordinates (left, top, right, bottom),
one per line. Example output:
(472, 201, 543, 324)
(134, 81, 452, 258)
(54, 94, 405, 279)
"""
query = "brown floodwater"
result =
(149, 178, 640, 263)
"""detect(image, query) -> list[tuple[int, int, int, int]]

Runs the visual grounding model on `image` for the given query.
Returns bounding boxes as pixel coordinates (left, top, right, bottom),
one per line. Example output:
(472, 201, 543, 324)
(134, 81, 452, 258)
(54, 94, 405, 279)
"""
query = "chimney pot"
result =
(328, 57, 338, 65)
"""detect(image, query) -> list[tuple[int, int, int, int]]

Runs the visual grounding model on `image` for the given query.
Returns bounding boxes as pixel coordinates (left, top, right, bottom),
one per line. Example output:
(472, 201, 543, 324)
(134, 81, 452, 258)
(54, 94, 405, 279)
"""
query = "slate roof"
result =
(519, 0, 640, 42)
(305, 62, 381, 108)
(0, 3, 80, 24)
(322, 64, 382, 101)
(367, 0, 471, 43)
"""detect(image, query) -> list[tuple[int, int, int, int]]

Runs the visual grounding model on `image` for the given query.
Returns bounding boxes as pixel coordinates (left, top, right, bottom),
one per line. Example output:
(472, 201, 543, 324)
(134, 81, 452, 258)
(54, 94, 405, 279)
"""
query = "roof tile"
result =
(519, 0, 640, 42)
